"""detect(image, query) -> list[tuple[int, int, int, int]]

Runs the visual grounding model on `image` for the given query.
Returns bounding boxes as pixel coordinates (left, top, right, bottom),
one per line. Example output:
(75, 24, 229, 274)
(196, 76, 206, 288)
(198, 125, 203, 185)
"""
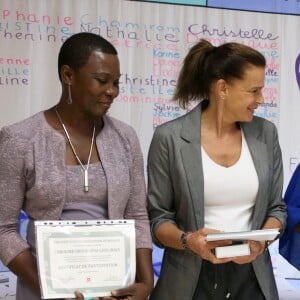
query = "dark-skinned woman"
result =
(0, 32, 153, 300)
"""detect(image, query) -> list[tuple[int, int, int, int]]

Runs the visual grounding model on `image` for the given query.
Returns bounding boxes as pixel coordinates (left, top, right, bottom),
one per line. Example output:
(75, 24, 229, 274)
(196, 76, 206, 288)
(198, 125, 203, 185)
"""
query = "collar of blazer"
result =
(179, 101, 265, 144)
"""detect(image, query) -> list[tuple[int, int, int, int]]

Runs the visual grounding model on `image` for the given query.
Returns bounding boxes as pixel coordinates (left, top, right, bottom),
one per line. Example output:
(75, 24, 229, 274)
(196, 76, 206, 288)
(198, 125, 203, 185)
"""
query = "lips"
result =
(98, 100, 112, 107)
(248, 107, 257, 115)
(249, 106, 257, 111)
(101, 103, 111, 111)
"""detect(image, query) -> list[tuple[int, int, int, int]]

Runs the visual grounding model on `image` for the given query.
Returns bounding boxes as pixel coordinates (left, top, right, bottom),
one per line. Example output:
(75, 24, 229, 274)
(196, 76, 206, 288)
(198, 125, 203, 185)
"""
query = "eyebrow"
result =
(91, 72, 121, 77)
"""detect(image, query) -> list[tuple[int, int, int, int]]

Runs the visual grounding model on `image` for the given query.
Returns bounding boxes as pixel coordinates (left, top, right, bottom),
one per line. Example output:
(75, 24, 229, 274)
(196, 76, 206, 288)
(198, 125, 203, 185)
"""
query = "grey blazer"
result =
(147, 102, 286, 300)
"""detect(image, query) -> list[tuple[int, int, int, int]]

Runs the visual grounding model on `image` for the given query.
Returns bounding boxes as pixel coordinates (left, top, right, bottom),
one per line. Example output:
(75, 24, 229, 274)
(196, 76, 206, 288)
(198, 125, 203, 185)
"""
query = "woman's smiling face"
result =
(223, 65, 265, 123)
(70, 50, 120, 118)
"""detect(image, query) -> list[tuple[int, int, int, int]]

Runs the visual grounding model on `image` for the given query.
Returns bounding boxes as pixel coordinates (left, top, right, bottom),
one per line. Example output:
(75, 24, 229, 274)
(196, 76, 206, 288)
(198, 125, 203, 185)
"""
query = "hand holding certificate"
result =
(35, 220, 136, 299)
(206, 228, 280, 242)
(206, 228, 280, 259)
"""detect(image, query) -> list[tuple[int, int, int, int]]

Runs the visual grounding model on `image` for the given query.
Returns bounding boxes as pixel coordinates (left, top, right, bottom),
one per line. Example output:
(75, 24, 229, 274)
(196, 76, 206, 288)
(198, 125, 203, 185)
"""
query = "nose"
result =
(105, 84, 119, 97)
(256, 91, 264, 104)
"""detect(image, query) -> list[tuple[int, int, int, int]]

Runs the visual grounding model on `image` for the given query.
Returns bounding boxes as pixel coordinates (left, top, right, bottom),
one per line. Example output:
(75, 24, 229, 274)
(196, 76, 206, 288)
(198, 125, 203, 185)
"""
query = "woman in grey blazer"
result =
(147, 40, 286, 300)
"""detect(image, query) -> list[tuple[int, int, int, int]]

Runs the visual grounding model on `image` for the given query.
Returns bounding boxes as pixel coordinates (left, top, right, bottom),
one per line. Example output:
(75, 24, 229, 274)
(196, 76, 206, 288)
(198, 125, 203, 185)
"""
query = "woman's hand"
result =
(72, 291, 100, 300)
(110, 282, 150, 299)
(72, 248, 152, 300)
(187, 228, 233, 264)
(73, 282, 149, 300)
(232, 240, 266, 264)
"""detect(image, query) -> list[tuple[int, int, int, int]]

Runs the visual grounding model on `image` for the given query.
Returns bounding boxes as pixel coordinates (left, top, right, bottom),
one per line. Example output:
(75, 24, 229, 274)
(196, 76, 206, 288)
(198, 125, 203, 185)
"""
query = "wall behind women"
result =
(0, 0, 299, 297)
(0, 0, 299, 186)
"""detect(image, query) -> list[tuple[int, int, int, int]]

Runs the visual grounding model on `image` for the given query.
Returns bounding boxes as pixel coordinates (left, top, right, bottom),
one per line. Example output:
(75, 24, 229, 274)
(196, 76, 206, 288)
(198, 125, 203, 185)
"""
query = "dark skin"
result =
(45, 51, 121, 166)
(7, 250, 41, 296)
(8, 249, 153, 300)
(7, 50, 153, 300)
(73, 249, 153, 300)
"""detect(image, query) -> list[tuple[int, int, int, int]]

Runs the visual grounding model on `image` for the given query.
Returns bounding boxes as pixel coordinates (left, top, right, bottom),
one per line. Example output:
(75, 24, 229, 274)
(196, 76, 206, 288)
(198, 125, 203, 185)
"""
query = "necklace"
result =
(55, 106, 96, 193)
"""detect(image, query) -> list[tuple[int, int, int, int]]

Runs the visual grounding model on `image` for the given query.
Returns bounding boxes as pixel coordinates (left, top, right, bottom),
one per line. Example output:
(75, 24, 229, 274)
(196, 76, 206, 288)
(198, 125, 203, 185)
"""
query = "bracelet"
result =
(180, 232, 191, 250)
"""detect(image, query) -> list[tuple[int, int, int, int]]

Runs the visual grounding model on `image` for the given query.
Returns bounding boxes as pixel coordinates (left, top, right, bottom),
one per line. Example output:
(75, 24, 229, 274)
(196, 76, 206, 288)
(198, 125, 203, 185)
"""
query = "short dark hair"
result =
(58, 32, 118, 81)
(173, 39, 266, 108)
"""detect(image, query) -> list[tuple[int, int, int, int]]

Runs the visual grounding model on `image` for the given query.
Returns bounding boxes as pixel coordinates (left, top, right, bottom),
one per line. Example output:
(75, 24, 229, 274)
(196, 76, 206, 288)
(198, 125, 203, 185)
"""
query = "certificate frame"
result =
(35, 220, 136, 299)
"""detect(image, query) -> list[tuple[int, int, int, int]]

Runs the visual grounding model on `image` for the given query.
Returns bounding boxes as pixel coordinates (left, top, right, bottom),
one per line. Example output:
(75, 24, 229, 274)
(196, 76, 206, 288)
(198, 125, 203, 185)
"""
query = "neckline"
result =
(66, 161, 102, 168)
(201, 130, 245, 169)
(41, 110, 107, 139)
(54, 106, 96, 193)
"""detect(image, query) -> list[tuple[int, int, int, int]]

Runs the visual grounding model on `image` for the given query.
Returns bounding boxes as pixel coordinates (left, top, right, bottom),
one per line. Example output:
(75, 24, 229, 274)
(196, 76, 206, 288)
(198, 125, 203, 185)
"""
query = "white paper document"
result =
(35, 220, 136, 299)
(206, 228, 280, 242)
(215, 244, 251, 258)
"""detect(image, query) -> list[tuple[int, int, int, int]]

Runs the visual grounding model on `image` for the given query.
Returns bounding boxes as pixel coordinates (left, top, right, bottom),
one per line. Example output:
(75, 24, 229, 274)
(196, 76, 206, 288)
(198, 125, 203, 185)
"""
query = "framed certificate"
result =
(35, 220, 136, 299)
(206, 228, 280, 242)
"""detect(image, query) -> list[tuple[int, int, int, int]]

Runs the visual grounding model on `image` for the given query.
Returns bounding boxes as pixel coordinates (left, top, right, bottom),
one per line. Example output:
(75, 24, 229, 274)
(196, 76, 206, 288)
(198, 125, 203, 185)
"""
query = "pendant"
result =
(84, 169, 89, 192)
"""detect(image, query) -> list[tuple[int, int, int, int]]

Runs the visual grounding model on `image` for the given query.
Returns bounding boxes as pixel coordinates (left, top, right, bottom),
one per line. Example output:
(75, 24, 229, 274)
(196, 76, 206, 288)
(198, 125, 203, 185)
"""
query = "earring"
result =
(67, 83, 73, 105)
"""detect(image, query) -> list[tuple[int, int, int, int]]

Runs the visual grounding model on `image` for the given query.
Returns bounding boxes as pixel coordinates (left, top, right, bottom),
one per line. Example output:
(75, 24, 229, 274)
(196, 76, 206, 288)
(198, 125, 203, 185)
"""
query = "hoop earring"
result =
(67, 84, 73, 105)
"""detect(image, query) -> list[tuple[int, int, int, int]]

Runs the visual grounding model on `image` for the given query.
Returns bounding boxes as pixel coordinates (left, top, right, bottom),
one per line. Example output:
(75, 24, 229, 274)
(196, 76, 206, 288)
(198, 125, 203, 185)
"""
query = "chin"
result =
(245, 110, 255, 121)
(238, 116, 253, 123)
(246, 116, 254, 122)
(90, 109, 107, 119)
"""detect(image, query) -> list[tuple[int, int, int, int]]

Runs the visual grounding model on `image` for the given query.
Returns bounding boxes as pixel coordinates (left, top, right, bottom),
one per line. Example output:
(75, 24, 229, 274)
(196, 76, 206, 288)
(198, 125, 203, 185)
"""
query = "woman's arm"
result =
(107, 127, 153, 299)
(154, 222, 232, 264)
(262, 216, 283, 232)
(0, 128, 34, 267)
(147, 128, 178, 247)
(110, 248, 153, 299)
(74, 249, 153, 300)
(7, 250, 40, 295)
(123, 127, 152, 249)
(135, 248, 154, 295)
(233, 124, 286, 264)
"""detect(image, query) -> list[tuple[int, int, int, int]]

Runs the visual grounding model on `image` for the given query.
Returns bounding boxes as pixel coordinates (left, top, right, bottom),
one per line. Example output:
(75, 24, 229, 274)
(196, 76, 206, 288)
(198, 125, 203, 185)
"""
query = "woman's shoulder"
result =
(153, 103, 201, 137)
(103, 115, 139, 142)
(1, 112, 46, 139)
(250, 116, 278, 132)
(0, 112, 48, 156)
(242, 116, 279, 146)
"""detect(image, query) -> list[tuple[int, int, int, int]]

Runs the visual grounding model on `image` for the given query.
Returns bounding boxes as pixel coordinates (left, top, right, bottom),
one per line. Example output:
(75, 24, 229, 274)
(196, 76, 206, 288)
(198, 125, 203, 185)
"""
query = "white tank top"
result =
(202, 130, 258, 232)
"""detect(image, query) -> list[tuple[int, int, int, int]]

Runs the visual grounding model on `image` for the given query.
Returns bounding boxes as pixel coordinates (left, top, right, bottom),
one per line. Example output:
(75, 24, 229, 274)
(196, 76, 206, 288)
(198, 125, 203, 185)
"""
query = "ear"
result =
(60, 65, 74, 85)
(216, 79, 227, 100)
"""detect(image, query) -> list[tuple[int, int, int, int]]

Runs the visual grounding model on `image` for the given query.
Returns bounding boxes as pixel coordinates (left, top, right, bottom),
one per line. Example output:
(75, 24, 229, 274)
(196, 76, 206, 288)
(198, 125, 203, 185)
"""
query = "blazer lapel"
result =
(95, 117, 129, 219)
(174, 105, 270, 230)
(241, 122, 270, 228)
(180, 104, 205, 228)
